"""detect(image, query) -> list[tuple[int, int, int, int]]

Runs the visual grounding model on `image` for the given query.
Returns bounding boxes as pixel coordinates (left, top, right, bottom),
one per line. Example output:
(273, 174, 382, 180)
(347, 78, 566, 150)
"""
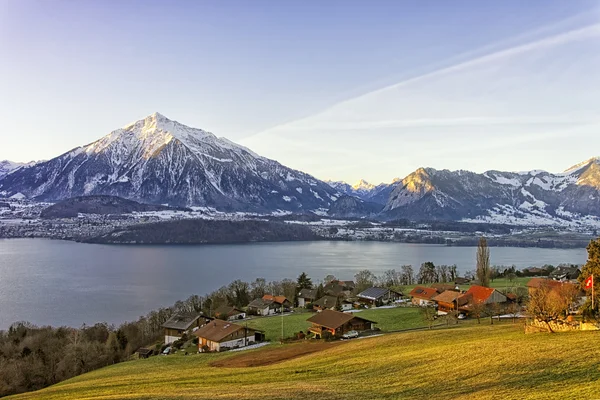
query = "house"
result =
(432, 290, 462, 313)
(313, 295, 353, 311)
(549, 266, 581, 281)
(306, 309, 375, 338)
(409, 286, 439, 306)
(357, 287, 403, 306)
(262, 294, 293, 311)
(214, 305, 246, 321)
(457, 285, 507, 314)
(526, 278, 580, 296)
(431, 283, 458, 293)
(324, 280, 355, 297)
(247, 298, 279, 316)
(297, 288, 318, 307)
(161, 312, 211, 344)
(454, 277, 471, 285)
(194, 319, 261, 352)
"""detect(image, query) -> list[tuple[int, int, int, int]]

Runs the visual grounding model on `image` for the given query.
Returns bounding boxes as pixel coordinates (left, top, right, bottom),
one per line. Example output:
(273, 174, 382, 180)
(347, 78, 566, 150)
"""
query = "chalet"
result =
(432, 290, 462, 313)
(324, 280, 355, 298)
(313, 295, 353, 311)
(457, 285, 507, 314)
(194, 319, 261, 352)
(526, 278, 580, 296)
(247, 298, 278, 316)
(297, 288, 318, 307)
(262, 294, 293, 311)
(454, 277, 471, 285)
(307, 309, 375, 338)
(161, 312, 211, 344)
(431, 283, 458, 293)
(214, 305, 246, 321)
(549, 266, 581, 281)
(357, 287, 402, 306)
(409, 286, 438, 306)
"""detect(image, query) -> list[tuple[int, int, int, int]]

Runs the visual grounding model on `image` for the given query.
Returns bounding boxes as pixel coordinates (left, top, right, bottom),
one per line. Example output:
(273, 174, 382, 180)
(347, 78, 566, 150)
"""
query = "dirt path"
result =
(210, 342, 341, 368)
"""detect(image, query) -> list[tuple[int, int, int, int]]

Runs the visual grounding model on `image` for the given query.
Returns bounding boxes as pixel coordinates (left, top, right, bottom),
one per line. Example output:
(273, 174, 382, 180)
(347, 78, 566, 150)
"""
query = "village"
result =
(150, 261, 594, 358)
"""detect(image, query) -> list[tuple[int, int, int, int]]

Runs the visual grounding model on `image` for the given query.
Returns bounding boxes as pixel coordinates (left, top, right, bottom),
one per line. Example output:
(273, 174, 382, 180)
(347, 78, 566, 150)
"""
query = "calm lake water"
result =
(0, 238, 588, 329)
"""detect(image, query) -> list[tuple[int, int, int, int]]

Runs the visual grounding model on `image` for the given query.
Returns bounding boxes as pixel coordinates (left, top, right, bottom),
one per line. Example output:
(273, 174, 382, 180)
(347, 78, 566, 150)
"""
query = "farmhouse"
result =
(457, 285, 507, 313)
(313, 295, 353, 311)
(262, 294, 293, 311)
(247, 298, 278, 316)
(357, 287, 402, 306)
(409, 286, 438, 306)
(297, 288, 318, 307)
(324, 280, 355, 297)
(161, 312, 211, 344)
(214, 305, 246, 321)
(432, 290, 462, 313)
(307, 309, 375, 338)
(194, 319, 261, 352)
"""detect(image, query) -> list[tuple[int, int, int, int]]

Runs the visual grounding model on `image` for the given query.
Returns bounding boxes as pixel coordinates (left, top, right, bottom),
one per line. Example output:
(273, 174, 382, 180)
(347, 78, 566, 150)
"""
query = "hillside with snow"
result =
(382, 158, 600, 227)
(0, 113, 342, 211)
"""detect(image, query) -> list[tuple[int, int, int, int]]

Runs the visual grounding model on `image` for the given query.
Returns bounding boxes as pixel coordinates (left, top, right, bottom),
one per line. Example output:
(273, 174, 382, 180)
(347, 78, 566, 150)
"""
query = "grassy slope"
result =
(9, 323, 600, 400)
(245, 307, 425, 341)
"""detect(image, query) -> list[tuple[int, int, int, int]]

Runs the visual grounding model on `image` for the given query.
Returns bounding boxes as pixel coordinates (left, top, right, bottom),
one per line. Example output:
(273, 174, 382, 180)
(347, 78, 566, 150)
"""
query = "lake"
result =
(0, 238, 588, 329)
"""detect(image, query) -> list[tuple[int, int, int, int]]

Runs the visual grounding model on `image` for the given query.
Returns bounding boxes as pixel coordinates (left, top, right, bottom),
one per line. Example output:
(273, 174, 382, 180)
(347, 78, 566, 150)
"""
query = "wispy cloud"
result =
(242, 21, 600, 183)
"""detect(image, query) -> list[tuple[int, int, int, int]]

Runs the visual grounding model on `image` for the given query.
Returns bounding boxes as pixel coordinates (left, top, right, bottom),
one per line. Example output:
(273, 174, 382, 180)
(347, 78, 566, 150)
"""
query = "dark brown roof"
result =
(306, 309, 375, 330)
(432, 290, 461, 303)
(161, 313, 203, 331)
(247, 298, 274, 308)
(193, 319, 255, 343)
(409, 286, 438, 300)
(214, 305, 244, 317)
(298, 288, 318, 299)
(313, 295, 339, 308)
(431, 283, 457, 292)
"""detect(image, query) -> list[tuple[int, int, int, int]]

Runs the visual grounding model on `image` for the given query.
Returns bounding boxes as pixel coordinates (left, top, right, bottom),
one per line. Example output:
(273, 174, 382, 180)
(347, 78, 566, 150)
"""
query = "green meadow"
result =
(9, 323, 600, 400)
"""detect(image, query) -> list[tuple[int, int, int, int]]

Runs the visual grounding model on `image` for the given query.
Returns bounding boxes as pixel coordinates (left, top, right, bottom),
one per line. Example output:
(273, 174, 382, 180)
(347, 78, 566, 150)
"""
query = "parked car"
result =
(162, 346, 172, 355)
(457, 313, 466, 320)
(342, 330, 359, 339)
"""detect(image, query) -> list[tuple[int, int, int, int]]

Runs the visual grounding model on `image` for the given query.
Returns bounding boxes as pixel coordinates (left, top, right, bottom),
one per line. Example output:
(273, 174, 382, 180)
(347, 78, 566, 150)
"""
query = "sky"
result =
(1, 1, 599, 184)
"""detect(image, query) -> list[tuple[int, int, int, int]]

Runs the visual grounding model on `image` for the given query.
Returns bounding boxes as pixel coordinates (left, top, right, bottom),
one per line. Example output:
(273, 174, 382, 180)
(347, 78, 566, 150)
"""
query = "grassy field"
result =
(9, 323, 600, 400)
(245, 307, 426, 341)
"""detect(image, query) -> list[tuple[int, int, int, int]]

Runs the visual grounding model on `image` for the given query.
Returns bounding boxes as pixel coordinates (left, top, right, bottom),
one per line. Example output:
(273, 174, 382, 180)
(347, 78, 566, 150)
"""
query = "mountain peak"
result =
(564, 156, 600, 174)
(352, 179, 375, 191)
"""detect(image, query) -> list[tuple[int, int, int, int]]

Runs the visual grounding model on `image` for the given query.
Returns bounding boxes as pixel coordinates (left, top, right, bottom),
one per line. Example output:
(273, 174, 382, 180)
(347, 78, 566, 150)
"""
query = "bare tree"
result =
(400, 265, 414, 285)
(469, 299, 486, 324)
(476, 237, 491, 287)
(419, 305, 437, 329)
(527, 283, 569, 333)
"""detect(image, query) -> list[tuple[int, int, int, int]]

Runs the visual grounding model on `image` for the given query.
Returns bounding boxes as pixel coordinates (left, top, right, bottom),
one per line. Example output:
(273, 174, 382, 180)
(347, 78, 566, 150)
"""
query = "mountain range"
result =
(1, 112, 600, 227)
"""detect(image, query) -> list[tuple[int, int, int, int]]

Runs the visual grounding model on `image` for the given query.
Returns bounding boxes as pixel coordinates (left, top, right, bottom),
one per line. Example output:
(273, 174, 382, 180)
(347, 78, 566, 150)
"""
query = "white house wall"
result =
(165, 335, 181, 344)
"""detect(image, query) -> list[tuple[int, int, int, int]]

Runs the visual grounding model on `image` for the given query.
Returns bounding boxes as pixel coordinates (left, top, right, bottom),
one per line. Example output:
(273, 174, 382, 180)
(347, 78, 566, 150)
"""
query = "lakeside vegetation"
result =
(7, 323, 600, 400)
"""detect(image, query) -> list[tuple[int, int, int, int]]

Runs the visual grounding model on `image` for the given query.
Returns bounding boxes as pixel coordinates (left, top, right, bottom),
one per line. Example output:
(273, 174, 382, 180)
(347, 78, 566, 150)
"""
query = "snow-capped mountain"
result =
(0, 113, 342, 210)
(0, 160, 38, 180)
(325, 178, 399, 205)
(382, 158, 600, 226)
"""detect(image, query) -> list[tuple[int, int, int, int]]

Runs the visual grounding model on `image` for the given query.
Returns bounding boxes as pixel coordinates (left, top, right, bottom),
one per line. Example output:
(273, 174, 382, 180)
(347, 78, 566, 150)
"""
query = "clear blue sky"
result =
(1, 1, 599, 183)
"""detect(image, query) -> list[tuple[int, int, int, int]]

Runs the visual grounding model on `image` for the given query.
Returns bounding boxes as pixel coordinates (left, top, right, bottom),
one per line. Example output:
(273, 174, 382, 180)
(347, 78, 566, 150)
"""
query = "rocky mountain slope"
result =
(382, 158, 600, 226)
(0, 113, 341, 211)
(0, 160, 38, 180)
(326, 195, 383, 218)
